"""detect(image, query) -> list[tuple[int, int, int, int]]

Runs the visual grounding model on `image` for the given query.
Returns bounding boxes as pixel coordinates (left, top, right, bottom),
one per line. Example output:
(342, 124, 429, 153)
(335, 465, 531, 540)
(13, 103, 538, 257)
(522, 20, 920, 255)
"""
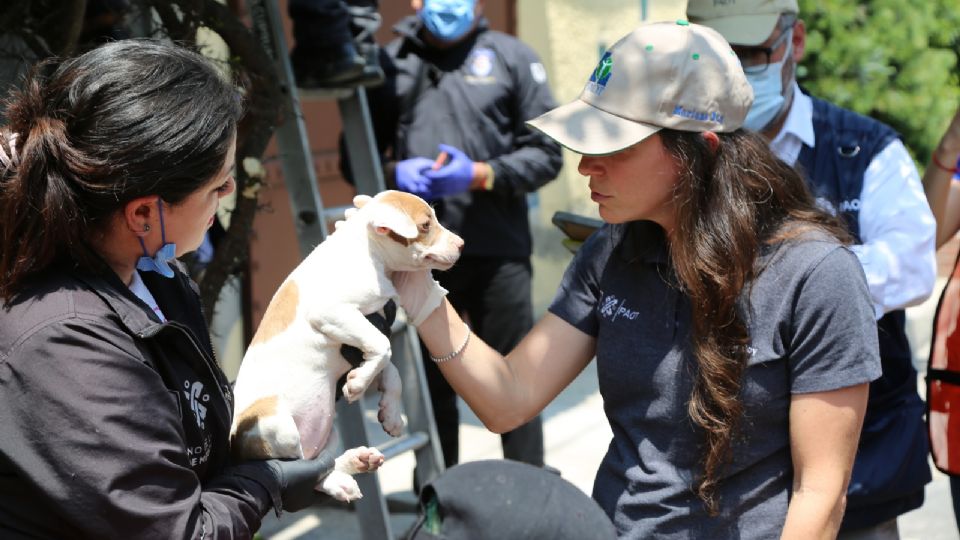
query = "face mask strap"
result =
(157, 196, 167, 246)
(138, 197, 168, 257)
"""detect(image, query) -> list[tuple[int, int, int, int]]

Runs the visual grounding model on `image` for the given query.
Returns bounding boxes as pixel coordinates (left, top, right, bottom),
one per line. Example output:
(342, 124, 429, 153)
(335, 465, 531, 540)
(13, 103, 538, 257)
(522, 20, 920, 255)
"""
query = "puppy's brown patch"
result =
(379, 190, 438, 245)
(250, 280, 299, 346)
(231, 395, 279, 461)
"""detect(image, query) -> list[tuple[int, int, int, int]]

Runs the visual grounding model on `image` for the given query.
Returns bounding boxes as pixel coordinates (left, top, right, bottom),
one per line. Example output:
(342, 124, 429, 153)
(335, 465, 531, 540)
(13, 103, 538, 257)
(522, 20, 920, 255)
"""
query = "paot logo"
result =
(598, 294, 640, 321)
(815, 196, 861, 215)
(586, 51, 614, 95)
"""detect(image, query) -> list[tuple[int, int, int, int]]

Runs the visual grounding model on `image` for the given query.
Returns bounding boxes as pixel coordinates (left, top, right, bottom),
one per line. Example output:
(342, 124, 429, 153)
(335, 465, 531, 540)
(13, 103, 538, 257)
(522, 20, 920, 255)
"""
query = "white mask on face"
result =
(743, 29, 793, 132)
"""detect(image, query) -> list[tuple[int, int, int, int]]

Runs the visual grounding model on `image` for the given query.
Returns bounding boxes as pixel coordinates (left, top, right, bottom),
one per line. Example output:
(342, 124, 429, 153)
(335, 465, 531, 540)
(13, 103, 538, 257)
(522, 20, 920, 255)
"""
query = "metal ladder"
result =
(246, 1, 445, 538)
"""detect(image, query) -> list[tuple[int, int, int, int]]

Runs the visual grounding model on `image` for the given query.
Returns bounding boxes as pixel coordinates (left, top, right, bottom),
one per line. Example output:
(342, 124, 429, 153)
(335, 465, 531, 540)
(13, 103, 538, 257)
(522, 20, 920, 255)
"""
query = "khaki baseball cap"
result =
(526, 20, 753, 156)
(686, 0, 799, 46)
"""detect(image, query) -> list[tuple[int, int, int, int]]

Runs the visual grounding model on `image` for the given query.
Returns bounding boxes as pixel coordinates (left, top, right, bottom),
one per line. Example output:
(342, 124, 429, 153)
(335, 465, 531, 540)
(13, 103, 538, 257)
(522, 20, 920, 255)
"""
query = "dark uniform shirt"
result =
(348, 15, 563, 258)
(549, 221, 881, 539)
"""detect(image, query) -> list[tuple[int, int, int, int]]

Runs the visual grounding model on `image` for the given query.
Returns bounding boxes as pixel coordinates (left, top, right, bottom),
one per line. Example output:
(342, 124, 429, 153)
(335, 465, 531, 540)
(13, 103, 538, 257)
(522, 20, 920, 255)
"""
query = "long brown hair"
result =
(658, 128, 850, 514)
(0, 40, 242, 301)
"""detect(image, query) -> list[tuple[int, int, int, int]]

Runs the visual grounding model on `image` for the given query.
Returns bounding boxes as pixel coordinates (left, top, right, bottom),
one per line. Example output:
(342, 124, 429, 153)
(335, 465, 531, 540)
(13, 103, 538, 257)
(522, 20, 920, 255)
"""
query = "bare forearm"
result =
(925, 108, 960, 248)
(780, 486, 846, 540)
(925, 145, 960, 248)
(784, 385, 867, 540)
(417, 299, 533, 432)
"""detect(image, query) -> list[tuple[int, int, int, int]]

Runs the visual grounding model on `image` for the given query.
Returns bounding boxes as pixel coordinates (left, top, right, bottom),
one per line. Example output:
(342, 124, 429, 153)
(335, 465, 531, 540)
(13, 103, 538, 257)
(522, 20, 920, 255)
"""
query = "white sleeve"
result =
(849, 139, 936, 319)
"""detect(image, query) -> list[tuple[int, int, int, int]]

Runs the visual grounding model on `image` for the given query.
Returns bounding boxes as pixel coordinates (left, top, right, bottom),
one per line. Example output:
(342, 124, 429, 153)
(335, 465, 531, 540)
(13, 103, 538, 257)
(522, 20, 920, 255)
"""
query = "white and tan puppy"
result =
(231, 190, 463, 501)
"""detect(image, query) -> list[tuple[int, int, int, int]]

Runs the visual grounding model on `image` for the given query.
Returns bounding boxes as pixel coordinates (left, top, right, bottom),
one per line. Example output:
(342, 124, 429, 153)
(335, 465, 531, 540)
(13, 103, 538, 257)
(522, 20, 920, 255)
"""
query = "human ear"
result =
(124, 196, 158, 237)
(792, 19, 806, 62)
(701, 131, 720, 153)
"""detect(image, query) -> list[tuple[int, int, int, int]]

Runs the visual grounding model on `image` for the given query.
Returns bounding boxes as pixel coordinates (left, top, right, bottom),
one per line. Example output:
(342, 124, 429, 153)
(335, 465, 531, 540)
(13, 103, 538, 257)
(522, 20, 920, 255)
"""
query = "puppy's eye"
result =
(418, 221, 431, 234)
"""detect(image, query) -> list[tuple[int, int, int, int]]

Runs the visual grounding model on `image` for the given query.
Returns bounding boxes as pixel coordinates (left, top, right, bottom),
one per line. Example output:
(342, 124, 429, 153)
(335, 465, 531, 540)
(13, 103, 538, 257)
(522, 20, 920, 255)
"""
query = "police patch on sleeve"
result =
(530, 62, 547, 84)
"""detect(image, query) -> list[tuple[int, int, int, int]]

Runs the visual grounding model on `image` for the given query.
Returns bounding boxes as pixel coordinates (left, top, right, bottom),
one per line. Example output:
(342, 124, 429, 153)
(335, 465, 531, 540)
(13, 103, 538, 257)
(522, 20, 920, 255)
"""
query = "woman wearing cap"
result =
(393, 20, 879, 539)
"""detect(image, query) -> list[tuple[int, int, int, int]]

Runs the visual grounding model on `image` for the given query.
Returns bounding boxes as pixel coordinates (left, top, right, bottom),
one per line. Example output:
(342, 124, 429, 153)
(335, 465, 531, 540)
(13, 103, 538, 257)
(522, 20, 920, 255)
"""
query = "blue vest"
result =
(796, 95, 931, 530)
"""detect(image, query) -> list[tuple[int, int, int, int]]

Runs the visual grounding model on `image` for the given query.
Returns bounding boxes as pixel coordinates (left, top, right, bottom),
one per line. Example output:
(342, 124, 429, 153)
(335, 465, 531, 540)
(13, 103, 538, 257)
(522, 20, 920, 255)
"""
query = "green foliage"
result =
(798, 0, 960, 162)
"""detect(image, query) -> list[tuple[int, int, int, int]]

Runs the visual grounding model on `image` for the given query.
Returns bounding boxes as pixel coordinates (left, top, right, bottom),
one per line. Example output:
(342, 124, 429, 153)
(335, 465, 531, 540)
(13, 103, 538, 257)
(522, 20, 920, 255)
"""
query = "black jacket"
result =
(343, 16, 563, 258)
(0, 265, 280, 539)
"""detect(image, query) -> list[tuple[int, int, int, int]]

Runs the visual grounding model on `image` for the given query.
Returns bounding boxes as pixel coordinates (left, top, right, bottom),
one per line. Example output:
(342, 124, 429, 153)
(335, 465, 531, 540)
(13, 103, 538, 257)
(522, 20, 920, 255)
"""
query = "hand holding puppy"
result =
(392, 270, 448, 326)
(338, 195, 453, 326)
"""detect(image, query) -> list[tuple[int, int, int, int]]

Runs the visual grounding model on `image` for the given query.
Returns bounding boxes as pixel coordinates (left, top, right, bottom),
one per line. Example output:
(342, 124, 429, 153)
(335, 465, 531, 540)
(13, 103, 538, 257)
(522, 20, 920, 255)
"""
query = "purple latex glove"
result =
(395, 157, 436, 199)
(424, 144, 474, 197)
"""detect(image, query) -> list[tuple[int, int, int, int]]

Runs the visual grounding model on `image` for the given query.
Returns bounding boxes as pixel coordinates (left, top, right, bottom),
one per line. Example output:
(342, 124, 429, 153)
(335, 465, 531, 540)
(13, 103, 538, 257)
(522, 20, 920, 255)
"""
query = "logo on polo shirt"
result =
(586, 51, 614, 95)
(599, 294, 640, 321)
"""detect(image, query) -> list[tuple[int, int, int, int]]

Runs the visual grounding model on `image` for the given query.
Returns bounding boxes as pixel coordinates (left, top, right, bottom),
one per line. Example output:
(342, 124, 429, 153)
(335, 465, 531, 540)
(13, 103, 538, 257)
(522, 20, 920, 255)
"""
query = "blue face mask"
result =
(419, 0, 476, 42)
(137, 197, 178, 279)
(743, 30, 793, 132)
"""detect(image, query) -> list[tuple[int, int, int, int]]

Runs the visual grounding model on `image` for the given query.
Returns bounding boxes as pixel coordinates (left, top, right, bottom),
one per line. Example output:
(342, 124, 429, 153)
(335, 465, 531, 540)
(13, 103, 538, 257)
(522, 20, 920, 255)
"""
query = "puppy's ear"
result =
(369, 203, 418, 239)
(353, 194, 373, 208)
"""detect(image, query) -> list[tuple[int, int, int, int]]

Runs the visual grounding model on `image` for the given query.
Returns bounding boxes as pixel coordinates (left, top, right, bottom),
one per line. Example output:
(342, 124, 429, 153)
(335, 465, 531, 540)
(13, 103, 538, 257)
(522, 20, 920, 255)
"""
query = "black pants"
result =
(422, 256, 545, 468)
(288, 0, 378, 51)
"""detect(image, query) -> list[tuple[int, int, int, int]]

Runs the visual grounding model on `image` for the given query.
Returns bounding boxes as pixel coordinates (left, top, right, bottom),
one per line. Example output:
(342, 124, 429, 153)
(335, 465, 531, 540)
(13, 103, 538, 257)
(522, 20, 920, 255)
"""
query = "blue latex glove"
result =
(395, 157, 436, 198)
(424, 144, 474, 197)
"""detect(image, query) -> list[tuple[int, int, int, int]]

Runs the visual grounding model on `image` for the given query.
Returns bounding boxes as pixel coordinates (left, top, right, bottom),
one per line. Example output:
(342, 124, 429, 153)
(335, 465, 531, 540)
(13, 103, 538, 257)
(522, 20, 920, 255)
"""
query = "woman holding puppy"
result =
(0, 40, 334, 537)
(395, 21, 879, 539)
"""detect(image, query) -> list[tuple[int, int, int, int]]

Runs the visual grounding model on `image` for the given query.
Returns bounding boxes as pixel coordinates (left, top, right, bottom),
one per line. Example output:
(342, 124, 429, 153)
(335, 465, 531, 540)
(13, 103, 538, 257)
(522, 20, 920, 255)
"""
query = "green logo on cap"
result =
(587, 51, 614, 95)
(594, 55, 613, 82)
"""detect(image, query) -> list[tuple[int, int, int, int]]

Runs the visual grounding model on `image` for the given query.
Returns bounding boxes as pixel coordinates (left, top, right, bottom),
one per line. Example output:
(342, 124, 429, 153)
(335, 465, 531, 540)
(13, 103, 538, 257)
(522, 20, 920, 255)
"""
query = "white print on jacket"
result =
(183, 380, 210, 430)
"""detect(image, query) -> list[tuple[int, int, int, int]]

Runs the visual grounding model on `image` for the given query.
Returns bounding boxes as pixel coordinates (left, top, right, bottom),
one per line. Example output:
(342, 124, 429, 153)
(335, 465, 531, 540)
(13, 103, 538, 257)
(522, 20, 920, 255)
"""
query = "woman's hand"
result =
(391, 270, 448, 326)
(266, 453, 335, 513)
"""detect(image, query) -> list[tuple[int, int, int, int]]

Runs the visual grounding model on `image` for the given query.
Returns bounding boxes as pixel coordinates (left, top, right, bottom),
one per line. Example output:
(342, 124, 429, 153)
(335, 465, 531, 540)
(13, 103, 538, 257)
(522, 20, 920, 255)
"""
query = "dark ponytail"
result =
(0, 40, 243, 300)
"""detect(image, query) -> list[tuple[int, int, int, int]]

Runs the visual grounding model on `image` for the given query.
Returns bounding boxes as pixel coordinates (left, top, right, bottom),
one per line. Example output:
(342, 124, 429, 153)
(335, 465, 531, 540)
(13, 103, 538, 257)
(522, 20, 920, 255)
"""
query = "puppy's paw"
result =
(320, 470, 362, 502)
(341, 371, 370, 403)
(378, 397, 404, 437)
(337, 446, 385, 474)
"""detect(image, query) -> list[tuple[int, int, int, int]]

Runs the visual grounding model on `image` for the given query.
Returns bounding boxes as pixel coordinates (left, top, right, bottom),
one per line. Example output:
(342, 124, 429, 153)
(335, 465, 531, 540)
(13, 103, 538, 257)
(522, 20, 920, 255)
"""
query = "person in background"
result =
(285, 0, 384, 90)
(688, 2, 937, 537)
(342, 0, 562, 476)
(0, 40, 340, 537)
(923, 104, 960, 532)
(386, 20, 880, 538)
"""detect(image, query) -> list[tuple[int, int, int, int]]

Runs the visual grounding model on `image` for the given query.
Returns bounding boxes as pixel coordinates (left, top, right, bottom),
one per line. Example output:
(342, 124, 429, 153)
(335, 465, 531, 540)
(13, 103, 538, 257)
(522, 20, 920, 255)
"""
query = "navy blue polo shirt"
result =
(548, 221, 881, 539)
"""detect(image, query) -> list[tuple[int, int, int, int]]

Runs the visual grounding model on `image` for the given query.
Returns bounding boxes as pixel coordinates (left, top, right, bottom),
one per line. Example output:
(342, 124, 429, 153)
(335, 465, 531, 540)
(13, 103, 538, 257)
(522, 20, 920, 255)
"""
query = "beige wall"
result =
(517, 0, 688, 315)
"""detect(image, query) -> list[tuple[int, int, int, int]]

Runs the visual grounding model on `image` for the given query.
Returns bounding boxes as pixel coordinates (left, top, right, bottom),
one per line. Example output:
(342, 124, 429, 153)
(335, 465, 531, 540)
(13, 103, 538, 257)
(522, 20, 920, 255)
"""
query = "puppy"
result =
(230, 190, 463, 501)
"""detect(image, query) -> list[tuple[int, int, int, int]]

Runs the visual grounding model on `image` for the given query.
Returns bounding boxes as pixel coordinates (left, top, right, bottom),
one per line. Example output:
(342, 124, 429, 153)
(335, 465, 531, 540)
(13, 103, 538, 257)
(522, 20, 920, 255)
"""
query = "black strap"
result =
(929, 368, 960, 387)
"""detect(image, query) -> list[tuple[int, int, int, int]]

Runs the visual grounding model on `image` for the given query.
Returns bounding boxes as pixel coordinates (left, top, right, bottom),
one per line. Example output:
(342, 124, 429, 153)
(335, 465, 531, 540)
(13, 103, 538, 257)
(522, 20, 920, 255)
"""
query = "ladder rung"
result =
(322, 204, 351, 223)
(376, 431, 430, 460)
